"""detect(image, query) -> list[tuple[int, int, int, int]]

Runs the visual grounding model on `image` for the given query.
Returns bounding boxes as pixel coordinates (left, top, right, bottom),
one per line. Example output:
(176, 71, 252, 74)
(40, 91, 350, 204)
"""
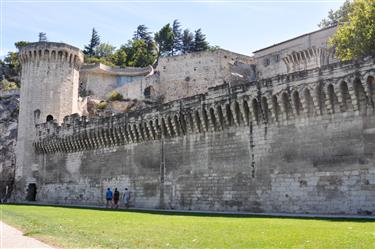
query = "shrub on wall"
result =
(108, 91, 124, 101)
(1, 79, 18, 91)
(97, 101, 108, 110)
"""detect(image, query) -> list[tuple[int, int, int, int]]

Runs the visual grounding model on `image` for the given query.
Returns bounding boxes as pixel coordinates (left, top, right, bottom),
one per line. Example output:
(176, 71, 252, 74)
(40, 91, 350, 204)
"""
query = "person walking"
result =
(105, 188, 113, 208)
(113, 188, 120, 208)
(123, 188, 130, 208)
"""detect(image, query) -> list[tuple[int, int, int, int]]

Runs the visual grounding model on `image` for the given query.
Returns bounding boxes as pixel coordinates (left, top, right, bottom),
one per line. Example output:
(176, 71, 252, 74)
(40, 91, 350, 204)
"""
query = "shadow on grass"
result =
(1, 203, 374, 223)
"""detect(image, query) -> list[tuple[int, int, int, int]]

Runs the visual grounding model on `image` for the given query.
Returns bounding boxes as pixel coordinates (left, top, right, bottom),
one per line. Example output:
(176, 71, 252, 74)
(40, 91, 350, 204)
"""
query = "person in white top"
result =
(123, 188, 130, 208)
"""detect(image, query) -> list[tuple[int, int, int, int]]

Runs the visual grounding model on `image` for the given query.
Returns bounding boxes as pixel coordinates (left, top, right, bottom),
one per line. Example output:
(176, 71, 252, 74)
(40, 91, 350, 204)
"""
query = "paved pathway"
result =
(0, 221, 54, 249)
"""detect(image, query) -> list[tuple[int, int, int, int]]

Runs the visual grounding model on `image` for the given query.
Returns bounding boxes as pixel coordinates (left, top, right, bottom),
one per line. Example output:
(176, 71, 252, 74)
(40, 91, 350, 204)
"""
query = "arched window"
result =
(46, 115, 54, 122)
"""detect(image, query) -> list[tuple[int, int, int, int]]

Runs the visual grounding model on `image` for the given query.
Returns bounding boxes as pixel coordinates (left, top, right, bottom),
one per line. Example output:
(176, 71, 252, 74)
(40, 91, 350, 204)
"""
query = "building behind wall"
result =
(80, 49, 255, 102)
(14, 26, 375, 215)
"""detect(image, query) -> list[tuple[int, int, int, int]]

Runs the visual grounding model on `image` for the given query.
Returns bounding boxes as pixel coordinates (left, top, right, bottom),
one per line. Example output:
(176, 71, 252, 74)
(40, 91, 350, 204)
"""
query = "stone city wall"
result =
(31, 57, 375, 214)
(157, 49, 254, 103)
(79, 49, 254, 103)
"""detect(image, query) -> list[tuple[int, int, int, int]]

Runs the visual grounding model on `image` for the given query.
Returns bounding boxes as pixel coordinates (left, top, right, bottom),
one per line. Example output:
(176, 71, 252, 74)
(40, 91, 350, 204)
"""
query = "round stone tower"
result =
(15, 42, 83, 199)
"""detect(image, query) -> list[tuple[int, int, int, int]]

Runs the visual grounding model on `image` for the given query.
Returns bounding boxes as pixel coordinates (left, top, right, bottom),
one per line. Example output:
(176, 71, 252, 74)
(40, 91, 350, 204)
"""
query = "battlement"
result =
(34, 56, 375, 154)
(19, 42, 84, 69)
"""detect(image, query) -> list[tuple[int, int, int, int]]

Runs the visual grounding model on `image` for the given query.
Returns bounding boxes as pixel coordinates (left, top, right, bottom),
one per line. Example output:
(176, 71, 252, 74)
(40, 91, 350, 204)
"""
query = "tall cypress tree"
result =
(193, 29, 209, 52)
(182, 29, 194, 54)
(83, 28, 100, 56)
(133, 25, 156, 57)
(155, 24, 174, 56)
(171, 19, 183, 55)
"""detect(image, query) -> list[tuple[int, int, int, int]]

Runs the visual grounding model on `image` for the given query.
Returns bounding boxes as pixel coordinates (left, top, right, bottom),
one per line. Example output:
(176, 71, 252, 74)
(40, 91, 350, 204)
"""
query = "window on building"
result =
(274, 54, 280, 62)
(263, 58, 270, 67)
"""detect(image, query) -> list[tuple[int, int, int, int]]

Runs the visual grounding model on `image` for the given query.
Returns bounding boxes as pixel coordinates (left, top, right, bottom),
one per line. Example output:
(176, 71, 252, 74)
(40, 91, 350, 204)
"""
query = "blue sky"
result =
(1, 0, 344, 58)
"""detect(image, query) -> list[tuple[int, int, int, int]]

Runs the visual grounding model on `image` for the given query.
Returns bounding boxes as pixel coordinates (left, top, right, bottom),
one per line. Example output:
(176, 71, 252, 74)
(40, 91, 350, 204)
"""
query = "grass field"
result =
(1, 205, 374, 248)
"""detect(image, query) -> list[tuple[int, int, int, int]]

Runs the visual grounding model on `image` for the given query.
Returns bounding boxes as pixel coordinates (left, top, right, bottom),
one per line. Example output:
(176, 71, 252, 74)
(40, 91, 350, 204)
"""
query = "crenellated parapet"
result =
(19, 42, 84, 70)
(34, 56, 375, 154)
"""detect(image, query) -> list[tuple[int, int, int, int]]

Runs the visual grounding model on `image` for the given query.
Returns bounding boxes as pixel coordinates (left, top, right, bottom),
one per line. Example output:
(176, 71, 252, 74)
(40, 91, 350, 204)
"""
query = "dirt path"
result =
(0, 221, 54, 249)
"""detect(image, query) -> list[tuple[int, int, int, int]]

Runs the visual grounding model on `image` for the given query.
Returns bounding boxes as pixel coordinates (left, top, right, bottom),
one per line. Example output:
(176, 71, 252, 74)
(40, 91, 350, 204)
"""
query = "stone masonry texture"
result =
(13, 31, 375, 215)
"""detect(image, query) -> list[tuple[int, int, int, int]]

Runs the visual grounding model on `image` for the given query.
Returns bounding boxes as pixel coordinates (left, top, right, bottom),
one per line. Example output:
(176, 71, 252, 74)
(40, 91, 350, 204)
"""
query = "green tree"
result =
(110, 47, 128, 67)
(95, 43, 116, 58)
(84, 56, 116, 67)
(133, 25, 154, 51)
(171, 19, 183, 55)
(2, 41, 30, 84)
(329, 0, 375, 60)
(182, 29, 194, 54)
(4, 52, 20, 74)
(319, 0, 352, 28)
(108, 91, 123, 101)
(155, 24, 174, 56)
(15, 41, 30, 49)
(1, 79, 18, 91)
(193, 28, 209, 52)
(133, 25, 153, 43)
(126, 39, 156, 67)
(84, 28, 100, 56)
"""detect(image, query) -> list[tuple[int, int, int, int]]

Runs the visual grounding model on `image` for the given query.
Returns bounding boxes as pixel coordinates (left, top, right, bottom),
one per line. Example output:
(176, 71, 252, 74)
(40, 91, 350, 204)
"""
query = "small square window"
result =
(263, 58, 270, 67)
(274, 54, 280, 62)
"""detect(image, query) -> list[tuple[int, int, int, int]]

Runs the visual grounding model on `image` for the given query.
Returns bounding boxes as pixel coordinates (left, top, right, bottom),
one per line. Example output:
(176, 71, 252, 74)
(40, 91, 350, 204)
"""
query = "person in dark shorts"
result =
(113, 188, 120, 208)
(106, 188, 113, 208)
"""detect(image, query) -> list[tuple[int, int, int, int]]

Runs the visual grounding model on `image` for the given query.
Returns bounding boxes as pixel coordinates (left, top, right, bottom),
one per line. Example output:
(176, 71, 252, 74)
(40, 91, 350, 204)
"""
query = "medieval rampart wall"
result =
(32, 57, 375, 214)
(157, 49, 254, 103)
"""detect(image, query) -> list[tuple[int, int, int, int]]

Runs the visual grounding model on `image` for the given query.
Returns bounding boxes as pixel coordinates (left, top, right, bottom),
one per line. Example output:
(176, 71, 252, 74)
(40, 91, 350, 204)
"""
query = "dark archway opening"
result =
(26, 183, 37, 201)
(46, 115, 54, 122)
(144, 86, 155, 98)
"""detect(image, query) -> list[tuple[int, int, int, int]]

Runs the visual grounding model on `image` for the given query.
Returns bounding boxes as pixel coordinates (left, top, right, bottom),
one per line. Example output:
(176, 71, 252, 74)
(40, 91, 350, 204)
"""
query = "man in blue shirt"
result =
(106, 188, 113, 208)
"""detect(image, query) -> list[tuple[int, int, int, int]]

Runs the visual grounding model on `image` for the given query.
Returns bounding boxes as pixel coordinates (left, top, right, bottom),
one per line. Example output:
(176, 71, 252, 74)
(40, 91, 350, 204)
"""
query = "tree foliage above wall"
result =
(319, 0, 353, 28)
(83, 21, 213, 68)
(328, 0, 375, 61)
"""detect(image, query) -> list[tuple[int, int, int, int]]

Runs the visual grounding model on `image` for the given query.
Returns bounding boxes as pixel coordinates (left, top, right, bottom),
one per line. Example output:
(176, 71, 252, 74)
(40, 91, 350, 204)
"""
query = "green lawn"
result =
(1, 205, 374, 249)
